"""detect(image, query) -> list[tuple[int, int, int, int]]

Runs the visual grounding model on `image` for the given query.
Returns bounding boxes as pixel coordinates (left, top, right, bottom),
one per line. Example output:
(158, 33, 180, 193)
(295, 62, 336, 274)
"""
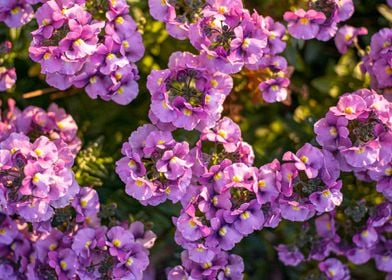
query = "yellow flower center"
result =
(89, 76, 97, 84)
(74, 39, 83, 46)
(385, 167, 392, 176)
(115, 16, 124, 25)
(356, 147, 365, 154)
(292, 205, 300, 211)
(218, 6, 227, 14)
(85, 241, 91, 248)
(242, 38, 250, 48)
(43, 52, 51, 60)
(34, 148, 42, 157)
(60, 260, 67, 270)
(0, 228, 6, 235)
(107, 53, 116, 60)
(210, 79, 218, 88)
(80, 199, 88, 208)
(197, 247, 204, 252)
(258, 180, 266, 188)
(218, 130, 227, 138)
(224, 267, 231, 276)
(299, 17, 309, 25)
(241, 211, 251, 220)
(122, 40, 129, 49)
(203, 262, 212, 269)
(135, 179, 144, 187)
(188, 220, 197, 227)
(322, 190, 330, 197)
(49, 243, 57, 251)
(11, 7, 20, 15)
(329, 127, 337, 136)
(33, 174, 40, 183)
(300, 156, 309, 163)
(219, 227, 227, 236)
(214, 172, 222, 181)
(183, 108, 192, 116)
(232, 175, 241, 183)
(271, 85, 279, 91)
(113, 239, 121, 247)
(126, 257, 134, 266)
(115, 72, 122, 80)
(42, 19, 50, 26)
(344, 107, 354, 114)
(117, 87, 124, 95)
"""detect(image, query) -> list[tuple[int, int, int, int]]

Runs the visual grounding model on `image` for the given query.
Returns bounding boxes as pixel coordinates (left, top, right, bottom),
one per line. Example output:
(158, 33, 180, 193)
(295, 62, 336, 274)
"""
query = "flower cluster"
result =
(0, 100, 155, 279)
(116, 87, 392, 278)
(314, 89, 392, 200)
(0, 41, 16, 92)
(116, 124, 194, 205)
(0, 186, 156, 280)
(0, 132, 79, 223)
(149, 0, 291, 103)
(148, 51, 233, 131)
(0, 0, 35, 28)
(0, 99, 81, 155)
(284, 0, 354, 41)
(278, 200, 392, 279)
(0, 100, 82, 223)
(29, 0, 144, 105)
(361, 28, 392, 91)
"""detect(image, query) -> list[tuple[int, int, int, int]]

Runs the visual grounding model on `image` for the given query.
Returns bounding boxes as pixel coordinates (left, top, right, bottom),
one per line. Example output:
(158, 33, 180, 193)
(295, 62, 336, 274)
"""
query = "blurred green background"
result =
(0, 0, 391, 278)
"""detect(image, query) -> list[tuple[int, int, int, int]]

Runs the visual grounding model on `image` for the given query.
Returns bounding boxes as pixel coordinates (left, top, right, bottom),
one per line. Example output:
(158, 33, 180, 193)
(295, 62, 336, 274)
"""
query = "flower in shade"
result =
(319, 258, 350, 280)
(283, 9, 326, 40)
(334, 25, 367, 54)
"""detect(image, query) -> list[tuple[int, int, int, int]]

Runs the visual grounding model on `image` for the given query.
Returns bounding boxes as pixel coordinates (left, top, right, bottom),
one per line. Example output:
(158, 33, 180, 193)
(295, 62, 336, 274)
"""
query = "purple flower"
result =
(276, 244, 304, 266)
(223, 200, 264, 235)
(319, 258, 350, 280)
(352, 227, 378, 248)
(280, 200, 315, 222)
(106, 226, 135, 258)
(283, 143, 324, 179)
(334, 25, 367, 54)
(205, 210, 242, 251)
(112, 243, 150, 279)
(72, 227, 106, 259)
(48, 248, 78, 280)
(259, 77, 289, 103)
(0, 0, 34, 28)
(283, 9, 326, 40)
(0, 67, 16, 91)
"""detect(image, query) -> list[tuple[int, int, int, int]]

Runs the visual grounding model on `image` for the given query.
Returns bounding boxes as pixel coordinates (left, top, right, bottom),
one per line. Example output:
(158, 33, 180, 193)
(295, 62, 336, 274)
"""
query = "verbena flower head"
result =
(0, 132, 79, 223)
(29, 0, 144, 105)
(116, 124, 194, 205)
(361, 28, 392, 91)
(315, 89, 392, 200)
(148, 52, 233, 131)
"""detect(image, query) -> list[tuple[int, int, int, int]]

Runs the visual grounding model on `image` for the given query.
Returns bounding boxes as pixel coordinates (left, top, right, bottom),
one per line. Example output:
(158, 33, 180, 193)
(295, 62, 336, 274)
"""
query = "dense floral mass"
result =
(0, 101, 156, 279)
(1, 0, 392, 279)
(28, 0, 144, 105)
